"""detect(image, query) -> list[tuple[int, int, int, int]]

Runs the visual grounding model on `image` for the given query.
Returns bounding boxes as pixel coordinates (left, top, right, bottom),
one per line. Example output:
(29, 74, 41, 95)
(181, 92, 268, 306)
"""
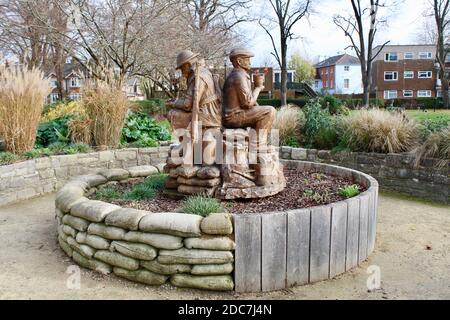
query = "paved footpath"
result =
(0, 193, 449, 300)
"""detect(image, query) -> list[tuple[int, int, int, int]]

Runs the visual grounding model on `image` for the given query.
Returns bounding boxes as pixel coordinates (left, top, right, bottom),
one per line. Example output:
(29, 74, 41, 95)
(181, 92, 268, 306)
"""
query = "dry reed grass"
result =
(343, 109, 420, 153)
(414, 126, 450, 168)
(270, 104, 305, 145)
(82, 79, 129, 147)
(0, 64, 51, 153)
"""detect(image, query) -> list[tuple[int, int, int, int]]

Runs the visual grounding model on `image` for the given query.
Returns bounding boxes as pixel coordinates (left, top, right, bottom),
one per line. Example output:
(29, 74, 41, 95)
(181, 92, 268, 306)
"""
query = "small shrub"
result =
(303, 98, 333, 146)
(36, 116, 73, 147)
(63, 143, 92, 155)
(132, 99, 166, 115)
(83, 79, 129, 148)
(271, 104, 304, 146)
(321, 94, 342, 115)
(414, 126, 450, 168)
(180, 196, 223, 217)
(121, 111, 171, 146)
(338, 185, 361, 198)
(125, 184, 156, 200)
(0, 151, 19, 165)
(95, 186, 122, 200)
(41, 101, 86, 122)
(342, 109, 420, 153)
(48, 141, 68, 154)
(0, 64, 51, 153)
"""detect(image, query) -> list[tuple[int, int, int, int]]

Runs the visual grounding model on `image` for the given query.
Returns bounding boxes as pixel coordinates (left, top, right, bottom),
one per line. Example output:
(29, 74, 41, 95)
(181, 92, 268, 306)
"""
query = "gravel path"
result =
(0, 193, 448, 300)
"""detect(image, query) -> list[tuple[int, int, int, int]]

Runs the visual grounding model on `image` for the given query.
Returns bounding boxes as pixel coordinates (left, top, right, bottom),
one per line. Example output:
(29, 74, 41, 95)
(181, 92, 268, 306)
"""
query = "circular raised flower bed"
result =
(55, 160, 378, 292)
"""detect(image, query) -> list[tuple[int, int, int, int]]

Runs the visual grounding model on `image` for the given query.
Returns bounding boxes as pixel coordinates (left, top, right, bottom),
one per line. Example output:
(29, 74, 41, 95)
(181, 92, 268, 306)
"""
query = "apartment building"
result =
(313, 54, 363, 94)
(371, 44, 438, 99)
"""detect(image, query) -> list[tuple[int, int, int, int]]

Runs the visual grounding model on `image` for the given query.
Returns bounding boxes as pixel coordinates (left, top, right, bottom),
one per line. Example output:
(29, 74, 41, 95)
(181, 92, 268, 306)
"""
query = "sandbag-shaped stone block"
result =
(62, 214, 90, 232)
(184, 236, 236, 251)
(94, 250, 139, 270)
(99, 168, 130, 181)
(178, 185, 216, 197)
(175, 166, 200, 179)
(140, 260, 191, 275)
(196, 166, 221, 179)
(124, 231, 183, 250)
(62, 225, 77, 238)
(58, 225, 68, 242)
(177, 177, 221, 188)
(110, 241, 157, 261)
(55, 181, 88, 212)
(58, 236, 73, 258)
(55, 208, 65, 219)
(76, 232, 110, 250)
(71, 200, 121, 223)
(72, 251, 112, 275)
(200, 213, 233, 235)
(113, 267, 168, 286)
(170, 274, 234, 291)
(127, 165, 158, 177)
(67, 236, 96, 258)
(105, 208, 148, 230)
(158, 248, 234, 265)
(88, 223, 126, 240)
(72, 174, 108, 187)
(191, 263, 234, 275)
(139, 213, 203, 237)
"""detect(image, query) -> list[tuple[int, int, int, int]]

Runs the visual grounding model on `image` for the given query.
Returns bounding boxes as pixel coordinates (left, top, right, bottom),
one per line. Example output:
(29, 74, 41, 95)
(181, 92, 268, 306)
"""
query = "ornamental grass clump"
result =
(82, 79, 129, 148)
(181, 196, 223, 217)
(343, 109, 420, 153)
(271, 104, 305, 146)
(414, 126, 450, 168)
(0, 64, 51, 153)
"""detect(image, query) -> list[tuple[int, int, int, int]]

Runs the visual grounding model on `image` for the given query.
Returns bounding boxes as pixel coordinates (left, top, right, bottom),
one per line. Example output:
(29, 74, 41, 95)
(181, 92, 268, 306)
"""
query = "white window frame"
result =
(384, 71, 398, 81)
(417, 90, 432, 97)
(50, 93, 59, 103)
(70, 77, 80, 88)
(385, 52, 398, 62)
(384, 90, 397, 99)
(50, 79, 57, 88)
(325, 80, 328, 88)
(344, 79, 350, 89)
(418, 52, 432, 59)
(404, 52, 414, 60)
(403, 90, 413, 98)
(418, 71, 432, 79)
(404, 71, 414, 79)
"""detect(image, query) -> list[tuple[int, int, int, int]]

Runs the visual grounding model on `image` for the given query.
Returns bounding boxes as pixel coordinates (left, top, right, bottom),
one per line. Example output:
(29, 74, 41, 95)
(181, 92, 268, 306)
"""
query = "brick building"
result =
(371, 44, 439, 99)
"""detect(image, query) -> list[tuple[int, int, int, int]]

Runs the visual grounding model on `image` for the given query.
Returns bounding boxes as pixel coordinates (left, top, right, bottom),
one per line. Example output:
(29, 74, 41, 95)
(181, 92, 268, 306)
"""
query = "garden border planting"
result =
(54, 161, 378, 292)
(280, 147, 449, 204)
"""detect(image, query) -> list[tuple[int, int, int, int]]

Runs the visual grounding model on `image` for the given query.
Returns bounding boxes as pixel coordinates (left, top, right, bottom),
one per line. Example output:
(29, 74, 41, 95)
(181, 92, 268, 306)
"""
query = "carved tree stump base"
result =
(215, 182, 286, 200)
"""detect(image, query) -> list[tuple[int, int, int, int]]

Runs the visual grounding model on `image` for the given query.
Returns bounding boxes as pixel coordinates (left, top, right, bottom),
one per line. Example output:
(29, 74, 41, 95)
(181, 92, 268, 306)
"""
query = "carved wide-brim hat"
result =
(176, 50, 200, 69)
(229, 48, 255, 59)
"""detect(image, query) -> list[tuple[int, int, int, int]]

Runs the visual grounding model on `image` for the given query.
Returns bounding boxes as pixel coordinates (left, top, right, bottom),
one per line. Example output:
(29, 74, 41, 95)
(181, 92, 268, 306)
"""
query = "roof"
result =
(46, 62, 86, 79)
(314, 54, 360, 68)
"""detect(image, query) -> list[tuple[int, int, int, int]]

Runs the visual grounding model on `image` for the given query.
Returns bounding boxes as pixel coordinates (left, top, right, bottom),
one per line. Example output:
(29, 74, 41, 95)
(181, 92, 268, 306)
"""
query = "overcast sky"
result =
(238, 0, 430, 67)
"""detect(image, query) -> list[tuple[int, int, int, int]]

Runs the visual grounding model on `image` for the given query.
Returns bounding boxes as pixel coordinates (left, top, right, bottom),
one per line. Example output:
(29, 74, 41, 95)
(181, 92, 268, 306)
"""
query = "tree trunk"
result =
(280, 38, 288, 107)
(441, 73, 449, 109)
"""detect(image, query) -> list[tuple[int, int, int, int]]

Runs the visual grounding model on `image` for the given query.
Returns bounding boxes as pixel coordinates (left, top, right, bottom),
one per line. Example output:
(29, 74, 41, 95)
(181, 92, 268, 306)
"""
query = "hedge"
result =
(132, 99, 166, 114)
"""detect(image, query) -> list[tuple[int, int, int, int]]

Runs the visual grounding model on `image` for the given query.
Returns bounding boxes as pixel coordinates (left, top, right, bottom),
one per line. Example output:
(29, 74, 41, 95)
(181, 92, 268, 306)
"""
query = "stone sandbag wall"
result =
(0, 147, 169, 207)
(56, 168, 235, 291)
(280, 147, 449, 204)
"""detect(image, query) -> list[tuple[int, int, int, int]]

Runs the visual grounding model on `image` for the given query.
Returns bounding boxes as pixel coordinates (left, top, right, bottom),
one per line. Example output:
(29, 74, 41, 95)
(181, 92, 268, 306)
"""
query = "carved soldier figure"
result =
(222, 48, 276, 148)
(167, 50, 222, 132)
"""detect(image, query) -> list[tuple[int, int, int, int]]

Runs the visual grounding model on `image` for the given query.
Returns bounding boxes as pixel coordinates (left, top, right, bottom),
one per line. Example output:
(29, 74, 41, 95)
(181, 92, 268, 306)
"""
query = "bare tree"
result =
(334, 0, 390, 107)
(433, 0, 450, 109)
(259, 0, 311, 107)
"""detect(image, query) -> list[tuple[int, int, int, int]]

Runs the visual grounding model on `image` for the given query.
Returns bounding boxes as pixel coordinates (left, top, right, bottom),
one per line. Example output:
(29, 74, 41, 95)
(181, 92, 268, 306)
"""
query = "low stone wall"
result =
(0, 147, 169, 207)
(280, 147, 449, 204)
(56, 169, 235, 291)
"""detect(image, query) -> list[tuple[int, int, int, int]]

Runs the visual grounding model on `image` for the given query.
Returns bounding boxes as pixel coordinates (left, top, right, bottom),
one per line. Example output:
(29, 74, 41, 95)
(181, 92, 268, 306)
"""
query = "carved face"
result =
(237, 57, 251, 71)
(180, 62, 191, 78)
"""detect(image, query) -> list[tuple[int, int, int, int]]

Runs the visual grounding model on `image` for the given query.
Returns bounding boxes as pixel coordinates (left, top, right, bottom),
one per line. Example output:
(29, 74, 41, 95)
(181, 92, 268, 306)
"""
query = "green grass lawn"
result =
(405, 109, 450, 122)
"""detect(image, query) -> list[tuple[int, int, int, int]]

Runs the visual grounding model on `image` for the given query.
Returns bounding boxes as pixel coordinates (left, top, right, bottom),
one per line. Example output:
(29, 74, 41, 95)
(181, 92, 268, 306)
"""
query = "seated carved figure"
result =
(222, 48, 275, 148)
(167, 50, 222, 132)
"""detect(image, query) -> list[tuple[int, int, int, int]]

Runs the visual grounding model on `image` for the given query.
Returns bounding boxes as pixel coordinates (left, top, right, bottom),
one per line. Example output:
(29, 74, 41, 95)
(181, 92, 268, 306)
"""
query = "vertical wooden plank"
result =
(234, 214, 262, 292)
(367, 189, 376, 255)
(345, 197, 360, 271)
(358, 194, 370, 264)
(309, 206, 331, 283)
(286, 209, 311, 287)
(329, 202, 348, 278)
(261, 212, 287, 292)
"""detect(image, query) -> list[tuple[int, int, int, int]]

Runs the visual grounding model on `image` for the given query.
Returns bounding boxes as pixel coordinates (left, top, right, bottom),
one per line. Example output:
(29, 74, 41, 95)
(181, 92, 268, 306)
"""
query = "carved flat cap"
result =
(229, 48, 255, 59)
(176, 50, 200, 69)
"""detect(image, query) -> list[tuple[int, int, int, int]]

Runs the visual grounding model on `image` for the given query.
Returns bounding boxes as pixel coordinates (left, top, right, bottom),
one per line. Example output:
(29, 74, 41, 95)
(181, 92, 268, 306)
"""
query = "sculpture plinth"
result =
(164, 48, 285, 200)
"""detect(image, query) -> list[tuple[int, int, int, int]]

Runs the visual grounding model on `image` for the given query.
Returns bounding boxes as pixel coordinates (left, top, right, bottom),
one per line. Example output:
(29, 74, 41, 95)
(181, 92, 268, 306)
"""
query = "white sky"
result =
(238, 0, 431, 67)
